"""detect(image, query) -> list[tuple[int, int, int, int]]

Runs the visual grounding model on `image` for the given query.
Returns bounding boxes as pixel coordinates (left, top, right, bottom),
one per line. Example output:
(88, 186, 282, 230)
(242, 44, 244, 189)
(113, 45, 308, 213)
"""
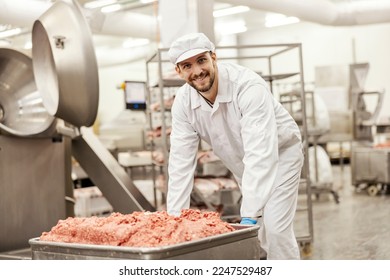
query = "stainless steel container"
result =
(29, 225, 260, 260)
(351, 146, 390, 185)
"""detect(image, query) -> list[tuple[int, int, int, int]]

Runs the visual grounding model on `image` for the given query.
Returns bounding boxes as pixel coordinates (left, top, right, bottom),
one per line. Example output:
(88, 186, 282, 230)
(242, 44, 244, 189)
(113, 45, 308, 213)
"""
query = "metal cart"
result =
(351, 145, 390, 196)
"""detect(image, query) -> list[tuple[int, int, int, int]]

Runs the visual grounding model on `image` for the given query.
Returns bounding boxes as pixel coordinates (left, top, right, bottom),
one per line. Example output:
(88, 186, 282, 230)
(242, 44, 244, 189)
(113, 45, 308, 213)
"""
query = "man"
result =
(166, 33, 304, 260)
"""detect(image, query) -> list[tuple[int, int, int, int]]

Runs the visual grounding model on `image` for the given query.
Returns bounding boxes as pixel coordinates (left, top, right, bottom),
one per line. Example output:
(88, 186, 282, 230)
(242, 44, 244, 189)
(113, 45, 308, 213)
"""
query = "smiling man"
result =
(166, 33, 304, 260)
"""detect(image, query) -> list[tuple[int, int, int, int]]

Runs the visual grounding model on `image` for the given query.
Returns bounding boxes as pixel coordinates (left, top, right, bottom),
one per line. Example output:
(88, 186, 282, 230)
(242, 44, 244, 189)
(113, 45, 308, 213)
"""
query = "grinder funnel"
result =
(32, 0, 99, 128)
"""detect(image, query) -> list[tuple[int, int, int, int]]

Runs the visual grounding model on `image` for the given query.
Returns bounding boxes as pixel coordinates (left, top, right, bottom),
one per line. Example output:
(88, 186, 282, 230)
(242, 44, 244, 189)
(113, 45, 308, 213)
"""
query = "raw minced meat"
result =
(39, 209, 235, 247)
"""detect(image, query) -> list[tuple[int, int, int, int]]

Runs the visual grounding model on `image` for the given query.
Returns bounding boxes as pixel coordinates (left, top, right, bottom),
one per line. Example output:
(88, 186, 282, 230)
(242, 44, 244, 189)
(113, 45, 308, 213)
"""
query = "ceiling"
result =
(0, 0, 269, 49)
(0, 0, 275, 66)
(1, 0, 389, 66)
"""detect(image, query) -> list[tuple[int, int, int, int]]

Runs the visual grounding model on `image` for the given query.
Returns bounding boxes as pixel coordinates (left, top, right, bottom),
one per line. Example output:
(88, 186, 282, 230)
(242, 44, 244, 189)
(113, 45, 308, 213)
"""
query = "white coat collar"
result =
(189, 63, 232, 110)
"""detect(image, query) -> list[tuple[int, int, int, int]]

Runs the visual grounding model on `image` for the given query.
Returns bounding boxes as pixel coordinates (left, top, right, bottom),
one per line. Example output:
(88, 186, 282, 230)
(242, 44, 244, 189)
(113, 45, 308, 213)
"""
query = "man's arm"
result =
(167, 97, 200, 216)
(238, 84, 279, 218)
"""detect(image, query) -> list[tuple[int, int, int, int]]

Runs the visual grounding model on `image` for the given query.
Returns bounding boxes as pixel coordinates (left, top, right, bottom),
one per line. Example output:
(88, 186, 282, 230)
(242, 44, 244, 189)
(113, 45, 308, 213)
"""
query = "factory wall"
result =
(97, 60, 147, 127)
(239, 21, 390, 120)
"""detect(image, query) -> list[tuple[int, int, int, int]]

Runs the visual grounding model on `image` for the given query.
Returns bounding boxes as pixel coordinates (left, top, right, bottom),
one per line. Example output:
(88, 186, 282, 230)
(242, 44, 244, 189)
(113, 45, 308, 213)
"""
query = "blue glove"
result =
(240, 218, 257, 225)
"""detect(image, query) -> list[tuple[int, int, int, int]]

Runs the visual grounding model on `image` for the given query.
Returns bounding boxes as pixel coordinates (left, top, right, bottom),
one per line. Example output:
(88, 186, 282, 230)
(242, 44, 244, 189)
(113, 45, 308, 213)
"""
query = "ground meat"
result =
(40, 209, 235, 247)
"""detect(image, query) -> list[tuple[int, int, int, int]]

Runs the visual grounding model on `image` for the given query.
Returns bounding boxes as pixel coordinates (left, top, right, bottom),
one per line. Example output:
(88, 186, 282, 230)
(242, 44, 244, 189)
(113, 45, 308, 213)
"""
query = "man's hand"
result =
(240, 217, 257, 225)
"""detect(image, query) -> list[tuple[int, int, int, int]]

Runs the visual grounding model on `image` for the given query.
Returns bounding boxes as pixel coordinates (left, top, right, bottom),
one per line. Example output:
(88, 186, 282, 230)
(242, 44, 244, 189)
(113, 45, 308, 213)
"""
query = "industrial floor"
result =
(301, 163, 390, 260)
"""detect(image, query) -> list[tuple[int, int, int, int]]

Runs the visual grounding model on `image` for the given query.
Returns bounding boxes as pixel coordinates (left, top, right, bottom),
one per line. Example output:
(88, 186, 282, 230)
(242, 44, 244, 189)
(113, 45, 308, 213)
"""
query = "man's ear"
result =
(210, 52, 217, 61)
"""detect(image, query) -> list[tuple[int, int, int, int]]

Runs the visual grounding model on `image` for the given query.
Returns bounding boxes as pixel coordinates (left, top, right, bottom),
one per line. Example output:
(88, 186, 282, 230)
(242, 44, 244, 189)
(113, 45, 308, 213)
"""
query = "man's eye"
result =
(182, 64, 191, 69)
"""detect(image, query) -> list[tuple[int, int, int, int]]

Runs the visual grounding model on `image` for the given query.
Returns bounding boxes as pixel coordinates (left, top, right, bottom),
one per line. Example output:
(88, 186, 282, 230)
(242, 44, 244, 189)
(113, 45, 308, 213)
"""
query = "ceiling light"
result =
(84, 0, 117, 9)
(0, 28, 22, 39)
(265, 13, 300, 28)
(213, 5, 250, 18)
(101, 3, 121, 13)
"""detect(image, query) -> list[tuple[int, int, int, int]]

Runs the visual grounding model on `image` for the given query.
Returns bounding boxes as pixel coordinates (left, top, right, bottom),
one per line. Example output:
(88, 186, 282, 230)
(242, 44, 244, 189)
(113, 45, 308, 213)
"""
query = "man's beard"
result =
(189, 70, 215, 93)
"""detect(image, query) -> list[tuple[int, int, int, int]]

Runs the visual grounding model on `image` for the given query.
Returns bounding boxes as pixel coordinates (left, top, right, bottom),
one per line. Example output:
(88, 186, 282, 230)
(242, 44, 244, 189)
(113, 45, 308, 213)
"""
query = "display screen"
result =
(124, 81, 147, 110)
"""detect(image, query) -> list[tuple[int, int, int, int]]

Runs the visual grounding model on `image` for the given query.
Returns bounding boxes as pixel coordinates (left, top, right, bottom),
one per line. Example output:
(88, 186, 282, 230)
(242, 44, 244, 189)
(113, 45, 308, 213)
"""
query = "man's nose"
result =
(192, 64, 203, 76)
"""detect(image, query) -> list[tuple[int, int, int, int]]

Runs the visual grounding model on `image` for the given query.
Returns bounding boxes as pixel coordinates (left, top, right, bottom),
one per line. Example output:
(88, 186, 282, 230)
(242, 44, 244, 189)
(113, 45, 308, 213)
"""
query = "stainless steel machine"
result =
(349, 63, 384, 142)
(0, 47, 68, 259)
(351, 146, 390, 196)
(315, 63, 387, 196)
(0, 0, 154, 259)
(348, 63, 389, 195)
(315, 63, 384, 144)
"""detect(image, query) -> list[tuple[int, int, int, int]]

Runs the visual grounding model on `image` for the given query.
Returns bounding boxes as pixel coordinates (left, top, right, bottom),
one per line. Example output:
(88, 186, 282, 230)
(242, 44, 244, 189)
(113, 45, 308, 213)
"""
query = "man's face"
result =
(175, 51, 217, 93)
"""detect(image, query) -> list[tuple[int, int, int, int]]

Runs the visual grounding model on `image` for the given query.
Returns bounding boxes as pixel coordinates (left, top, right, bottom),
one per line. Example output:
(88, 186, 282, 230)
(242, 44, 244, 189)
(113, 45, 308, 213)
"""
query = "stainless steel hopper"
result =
(32, 0, 98, 128)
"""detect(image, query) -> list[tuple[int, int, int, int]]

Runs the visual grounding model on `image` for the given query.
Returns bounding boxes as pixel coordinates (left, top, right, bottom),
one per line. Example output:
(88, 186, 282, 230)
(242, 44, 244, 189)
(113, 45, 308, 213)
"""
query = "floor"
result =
(301, 163, 390, 260)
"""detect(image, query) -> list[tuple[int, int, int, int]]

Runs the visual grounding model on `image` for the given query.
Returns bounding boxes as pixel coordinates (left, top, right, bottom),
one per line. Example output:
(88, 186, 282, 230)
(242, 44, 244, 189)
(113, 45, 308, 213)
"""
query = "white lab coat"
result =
(167, 62, 303, 259)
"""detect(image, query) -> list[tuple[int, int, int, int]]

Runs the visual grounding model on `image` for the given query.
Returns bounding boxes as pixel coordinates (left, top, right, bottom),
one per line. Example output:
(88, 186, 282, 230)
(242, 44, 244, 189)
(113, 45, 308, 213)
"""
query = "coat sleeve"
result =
(167, 95, 200, 216)
(238, 83, 279, 218)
